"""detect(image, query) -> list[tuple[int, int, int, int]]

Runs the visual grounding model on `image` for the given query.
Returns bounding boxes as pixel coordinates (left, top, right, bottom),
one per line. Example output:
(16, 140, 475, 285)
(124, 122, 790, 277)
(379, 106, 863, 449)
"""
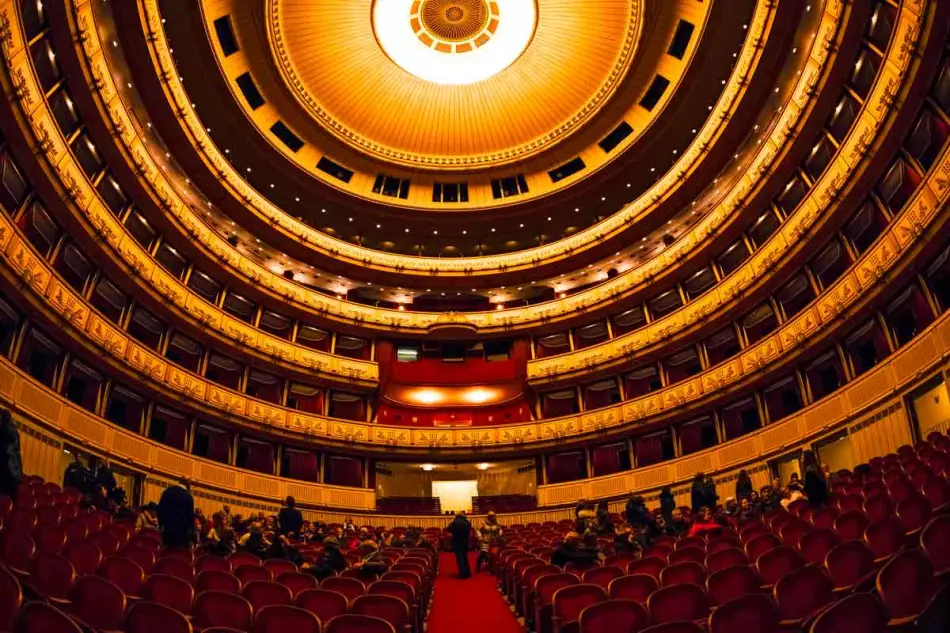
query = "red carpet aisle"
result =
(427, 552, 525, 633)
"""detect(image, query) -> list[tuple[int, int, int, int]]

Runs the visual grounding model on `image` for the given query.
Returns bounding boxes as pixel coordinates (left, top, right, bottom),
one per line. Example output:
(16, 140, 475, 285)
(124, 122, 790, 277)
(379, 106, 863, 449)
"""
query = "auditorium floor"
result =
(427, 552, 525, 633)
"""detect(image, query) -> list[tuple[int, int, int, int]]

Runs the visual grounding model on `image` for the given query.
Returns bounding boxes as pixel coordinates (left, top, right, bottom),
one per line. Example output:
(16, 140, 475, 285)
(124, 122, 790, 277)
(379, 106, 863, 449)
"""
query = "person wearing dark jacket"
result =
(703, 475, 719, 509)
(157, 478, 195, 548)
(278, 496, 303, 537)
(625, 496, 651, 530)
(306, 536, 346, 580)
(96, 460, 117, 496)
(659, 487, 676, 524)
(735, 469, 753, 501)
(803, 451, 828, 508)
(690, 473, 707, 513)
(64, 454, 94, 494)
(0, 409, 21, 505)
(447, 513, 472, 579)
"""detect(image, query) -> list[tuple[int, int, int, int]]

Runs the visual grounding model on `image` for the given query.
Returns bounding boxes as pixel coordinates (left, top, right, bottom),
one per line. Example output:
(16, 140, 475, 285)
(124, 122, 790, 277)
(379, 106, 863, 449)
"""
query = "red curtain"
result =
(591, 445, 623, 477)
(547, 452, 585, 484)
(163, 416, 187, 450)
(207, 431, 230, 464)
(326, 456, 364, 488)
(635, 435, 664, 467)
(679, 423, 705, 456)
(286, 451, 318, 482)
(377, 401, 530, 427)
(244, 442, 274, 474)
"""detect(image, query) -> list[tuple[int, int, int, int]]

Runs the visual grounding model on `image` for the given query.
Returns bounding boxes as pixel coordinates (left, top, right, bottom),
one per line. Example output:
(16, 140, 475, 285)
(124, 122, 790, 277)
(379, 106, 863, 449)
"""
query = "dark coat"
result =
(0, 419, 21, 495)
(804, 470, 828, 508)
(659, 490, 676, 522)
(735, 478, 754, 501)
(690, 481, 707, 513)
(447, 516, 472, 552)
(157, 485, 195, 546)
(278, 506, 304, 536)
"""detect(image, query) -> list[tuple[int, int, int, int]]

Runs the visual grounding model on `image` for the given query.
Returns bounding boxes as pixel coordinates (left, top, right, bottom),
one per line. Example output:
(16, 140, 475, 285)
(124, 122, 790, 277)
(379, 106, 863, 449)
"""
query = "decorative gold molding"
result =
(59, 0, 851, 339)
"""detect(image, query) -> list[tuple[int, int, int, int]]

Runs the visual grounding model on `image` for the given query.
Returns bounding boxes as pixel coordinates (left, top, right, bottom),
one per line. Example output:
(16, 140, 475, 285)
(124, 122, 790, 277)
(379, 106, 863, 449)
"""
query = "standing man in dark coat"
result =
(157, 478, 195, 548)
(278, 495, 303, 538)
(447, 513, 472, 579)
(0, 409, 21, 504)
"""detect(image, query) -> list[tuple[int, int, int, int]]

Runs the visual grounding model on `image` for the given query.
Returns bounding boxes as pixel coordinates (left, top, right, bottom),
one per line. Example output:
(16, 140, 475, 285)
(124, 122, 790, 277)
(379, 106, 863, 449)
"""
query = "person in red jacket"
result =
(687, 507, 719, 538)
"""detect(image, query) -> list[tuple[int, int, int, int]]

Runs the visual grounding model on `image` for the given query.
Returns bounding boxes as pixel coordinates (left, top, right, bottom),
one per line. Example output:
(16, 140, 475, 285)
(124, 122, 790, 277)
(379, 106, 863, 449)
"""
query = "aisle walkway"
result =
(427, 552, 524, 633)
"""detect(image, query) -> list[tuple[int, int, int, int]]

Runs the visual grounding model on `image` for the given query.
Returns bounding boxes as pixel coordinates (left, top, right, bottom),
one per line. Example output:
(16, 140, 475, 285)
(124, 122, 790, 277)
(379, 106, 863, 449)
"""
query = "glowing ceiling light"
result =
(373, 0, 537, 86)
(464, 388, 494, 404)
(413, 389, 442, 405)
(421, 464, 435, 471)
(477, 463, 490, 471)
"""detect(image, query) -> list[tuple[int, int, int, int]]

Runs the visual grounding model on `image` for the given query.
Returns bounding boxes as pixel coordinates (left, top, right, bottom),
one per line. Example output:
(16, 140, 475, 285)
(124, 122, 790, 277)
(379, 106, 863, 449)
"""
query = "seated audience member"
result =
(688, 507, 719, 538)
(760, 484, 782, 511)
(136, 502, 159, 531)
(786, 473, 804, 494)
(736, 497, 758, 521)
(667, 508, 690, 537)
(722, 497, 738, 519)
(551, 532, 602, 567)
(595, 501, 614, 535)
(342, 516, 356, 533)
(207, 511, 237, 556)
(239, 522, 271, 558)
(353, 540, 389, 579)
(267, 535, 303, 567)
(615, 527, 645, 555)
(305, 536, 347, 580)
(64, 454, 95, 494)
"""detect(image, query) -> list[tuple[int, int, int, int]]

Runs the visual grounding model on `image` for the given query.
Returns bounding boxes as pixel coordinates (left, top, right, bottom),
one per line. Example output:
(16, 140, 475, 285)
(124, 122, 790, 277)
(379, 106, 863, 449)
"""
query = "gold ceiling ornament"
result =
(416, 0, 496, 47)
(267, 0, 641, 168)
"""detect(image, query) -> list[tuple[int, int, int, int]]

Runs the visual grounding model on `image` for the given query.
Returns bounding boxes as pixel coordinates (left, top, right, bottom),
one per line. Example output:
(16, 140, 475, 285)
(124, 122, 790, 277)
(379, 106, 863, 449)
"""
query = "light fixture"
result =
(477, 463, 490, 471)
(421, 464, 435, 472)
(464, 388, 494, 404)
(373, 0, 537, 86)
(413, 389, 442, 405)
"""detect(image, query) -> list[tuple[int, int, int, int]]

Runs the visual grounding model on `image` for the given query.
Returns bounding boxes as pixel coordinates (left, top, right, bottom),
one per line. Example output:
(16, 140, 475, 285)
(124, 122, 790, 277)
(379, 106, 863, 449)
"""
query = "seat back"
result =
(833, 511, 870, 541)
(153, 557, 196, 584)
(229, 551, 263, 568)
(194, 590, 253, 631)
(810, 593, 886, 633)
(0, 532, 34, 571)
(29, 551, 75, 599)
(254, 604, 320, 633)
(243, 580, 293, 610)
(325, 614, 397, 633)
(755, 545, 803, 586)
(608, 573, 658, 602)
(277, 571, 318, 596)
(235, 564, 274, 585)
(297, 588, 349, 622)
(705, 564, 759, 606)
(70, 575, 127, 631)
(552, 584, 608, 625)
(921, 515, 950, 571)
(98, 555, 145, 595)
(122, 544, 157, 572)
(581, 566, 624, 589)
(660, 561, 706, 587)
(772, 565, 834, 622)
(875, 550, 937, 620)
(352, 594, 411, 632)
(744, 533, 780, 562)
(12, 601, 82, 633)
(626, 557, 665, 579)
(536, 572, 579, 606)
(196, 555, 233, 573)
(798, 528, 840, 566)
(708, 593, 779, 633)
(263, 558, 297, 577)
(196, 569, 242, 594)
(824, 541, 874, 590)
(668, 546, 705, 566)
(704, 547, 748, 574)
(0, 564, 22, 631)
(322, 576, 366, 603)
(125, 601, 193, 633)
(863, 495, 893, 523)
(864, 517, 905, 560)
(142, 573, 195, 615)
(577, 598, 647, 633)
(810, 507, 839, 530)
(896, 495, 931, 533)
(647, 583, 709, 625)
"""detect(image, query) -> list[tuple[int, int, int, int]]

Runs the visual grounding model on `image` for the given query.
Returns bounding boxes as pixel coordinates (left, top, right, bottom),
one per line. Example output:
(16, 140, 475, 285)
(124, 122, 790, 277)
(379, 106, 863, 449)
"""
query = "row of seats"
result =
(491, 430, 950, 633)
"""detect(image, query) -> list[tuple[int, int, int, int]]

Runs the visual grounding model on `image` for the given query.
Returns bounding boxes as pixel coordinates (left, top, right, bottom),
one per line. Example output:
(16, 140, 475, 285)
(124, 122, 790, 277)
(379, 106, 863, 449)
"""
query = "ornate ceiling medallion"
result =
(374, 0, 536, 85)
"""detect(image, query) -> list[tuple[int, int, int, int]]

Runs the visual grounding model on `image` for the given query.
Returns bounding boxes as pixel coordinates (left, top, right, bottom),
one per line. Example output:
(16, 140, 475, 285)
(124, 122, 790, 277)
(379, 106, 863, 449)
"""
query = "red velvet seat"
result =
(7, 509, 37, 533)
(798, 528, 840, 566)
(647, 583, 709, 626)
(352, 594, 411, 633)
(142, 573, 195, 615)
(744, 534, 780, 563)
(262, 558, 297, 577)
(705, 564, 760, 606)
(242, 580, 293, 610)
(69, 574, 127, 631)
(277, 571, 318, 596)
(564, 559, 601, 576)
(756, 545, 803, 586)
(875, 550, 939, 625)
(704, 547, 748, 574)
(809, 507, 839, 530)
(253, 604, 320, 633)
(12, 601, 82, 633)
(122, 544, 157, 572)
(86, 531, 120, 557)
(296, 588, 349, 622)
(0, 563, 23, 630)
(551, 584, 608, 633)
(535, 573, 580, 633)
(668, 546, 705, 566)
(194, 590, 254, 632)
(578, 598, 647, 633)
(772, 565, 834, 626)
(196, 569, 242, 594)
(322, 575, 366, 603)
(836, 494, 864, 513)
(162, 548, 195, 564)
(833, 510, 869, 542)
(0, 532, 34, 572)
(581, 566, 623, 590)
(98, 555, 145, 595)
(824, 541, 875, 591)
(325, 614, 397, 633)
(863, 517, 905, 561)
(708, 593, 779, 633)
(779, 520, 811, 548)
(659, 561, 706, 588)
(235, 563, 274, 585)
(62, 540, 101, 576)
(197, 554, 233, 573)
(863, 495, 893, 523)
(637, 623, 703, 633)
(922, 475, 950, 510)
(229, 552, 263, 568)
(153, 557, 196, 584)
(125, 601, 193, 633)
(920, 515, 950, 574)
(626, 557, 665, 579)
(809, 592, 886, 633)
(603, 553, 639, 569)
(31, 525, 65, 554)
(29, 551, 75, 599)
(896, 495, 931, 533)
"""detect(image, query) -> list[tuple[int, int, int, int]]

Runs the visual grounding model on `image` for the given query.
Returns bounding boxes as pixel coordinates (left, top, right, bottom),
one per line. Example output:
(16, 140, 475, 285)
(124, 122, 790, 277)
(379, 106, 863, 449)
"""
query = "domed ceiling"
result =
(269, 0, 642, 168)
